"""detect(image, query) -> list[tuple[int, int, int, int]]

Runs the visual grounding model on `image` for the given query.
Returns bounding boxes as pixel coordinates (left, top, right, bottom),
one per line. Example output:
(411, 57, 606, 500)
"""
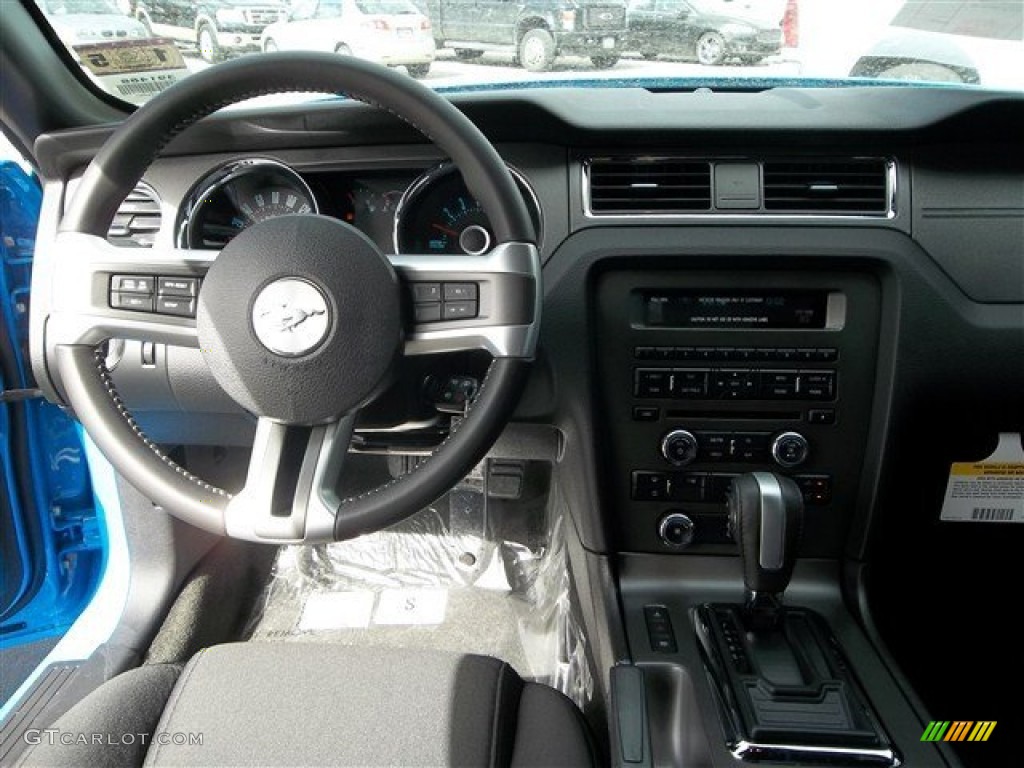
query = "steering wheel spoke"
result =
(225, 415, 356, 543)
(390, 242, 541, 358)
(45, 231, 214, 349)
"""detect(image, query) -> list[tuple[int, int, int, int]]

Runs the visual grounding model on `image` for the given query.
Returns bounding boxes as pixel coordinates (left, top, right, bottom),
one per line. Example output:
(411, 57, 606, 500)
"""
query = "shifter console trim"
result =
(694, 604, 901, 766)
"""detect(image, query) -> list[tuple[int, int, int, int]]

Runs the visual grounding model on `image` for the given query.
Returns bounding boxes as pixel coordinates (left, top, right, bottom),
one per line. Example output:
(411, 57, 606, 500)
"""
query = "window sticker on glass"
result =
(73, 38, 187, 104)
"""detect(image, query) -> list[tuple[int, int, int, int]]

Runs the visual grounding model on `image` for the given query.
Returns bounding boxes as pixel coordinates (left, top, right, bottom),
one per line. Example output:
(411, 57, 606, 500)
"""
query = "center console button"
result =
(672, 369, 708, 397)
(635, 369, 671, 398)
(802, 371, 836, 400)
(671, 472, 706, 502)
(760, 371, 799, 399)
(632, 471, 669, 501)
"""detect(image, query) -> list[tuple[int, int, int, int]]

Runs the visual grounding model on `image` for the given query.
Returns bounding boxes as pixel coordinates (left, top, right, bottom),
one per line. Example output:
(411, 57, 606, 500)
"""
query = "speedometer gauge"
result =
(394, 163, 541, 255)
(179, 159, 318, 249)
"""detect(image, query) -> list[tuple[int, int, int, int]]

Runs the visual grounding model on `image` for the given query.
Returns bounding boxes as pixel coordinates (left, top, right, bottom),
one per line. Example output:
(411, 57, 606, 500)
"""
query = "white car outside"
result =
(261, 0, 435, 77)
(36, 0, 149, 46)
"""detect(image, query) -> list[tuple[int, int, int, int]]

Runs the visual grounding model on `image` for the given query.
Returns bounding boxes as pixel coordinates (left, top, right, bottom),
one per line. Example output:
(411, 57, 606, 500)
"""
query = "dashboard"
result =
(33, 87, 1023, 564)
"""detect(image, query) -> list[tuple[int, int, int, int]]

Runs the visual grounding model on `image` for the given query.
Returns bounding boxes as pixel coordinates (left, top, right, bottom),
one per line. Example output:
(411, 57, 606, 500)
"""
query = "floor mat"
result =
(0, 636, 59, 705)
(245, 470, 593, 707)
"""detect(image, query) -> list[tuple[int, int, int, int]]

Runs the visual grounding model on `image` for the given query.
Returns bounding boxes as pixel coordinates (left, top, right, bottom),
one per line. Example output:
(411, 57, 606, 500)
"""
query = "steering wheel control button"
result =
(110, 292, 154, 311)
(408, 281, 479, 324)
(111, 274, 154, 294)
(661, 429, 699, 466)
(659, 512, 696, 549)
(414, 303, 442, 323)
(772, 431, 810, 468)
(156, 296, 197, 318)
(198, 215, 402, 424)
(443, 301, 477, 320)
(158, 276, 198, 297)
(443, 283, 478, 301)
(252, 278, 331, 358)
(411, 282, 441, 302)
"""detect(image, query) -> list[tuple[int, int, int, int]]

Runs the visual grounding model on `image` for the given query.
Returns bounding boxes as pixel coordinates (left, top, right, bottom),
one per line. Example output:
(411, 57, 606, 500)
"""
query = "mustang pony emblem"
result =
(251, 278, 331, 357)
(260, 303, 326, 333)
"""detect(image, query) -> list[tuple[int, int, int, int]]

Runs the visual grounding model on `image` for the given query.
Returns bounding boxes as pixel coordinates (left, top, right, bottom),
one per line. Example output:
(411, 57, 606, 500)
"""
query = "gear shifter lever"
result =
(696, 473, 897, 764)
(727, 472, 804, 628)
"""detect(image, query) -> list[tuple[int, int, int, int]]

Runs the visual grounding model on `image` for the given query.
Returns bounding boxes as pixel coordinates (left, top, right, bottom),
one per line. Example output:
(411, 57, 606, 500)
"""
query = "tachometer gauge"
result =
(394, 163, 541, 255)
(179, 159, 318, 249)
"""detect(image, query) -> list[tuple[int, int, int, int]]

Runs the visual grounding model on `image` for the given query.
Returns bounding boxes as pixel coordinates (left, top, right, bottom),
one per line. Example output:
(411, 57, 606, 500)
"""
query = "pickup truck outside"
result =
(420, 0, 628, 71)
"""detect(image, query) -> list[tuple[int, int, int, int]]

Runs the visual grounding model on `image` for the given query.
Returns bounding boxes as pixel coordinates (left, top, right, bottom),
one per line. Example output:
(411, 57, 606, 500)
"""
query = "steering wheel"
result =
(38, 53, 540, 544)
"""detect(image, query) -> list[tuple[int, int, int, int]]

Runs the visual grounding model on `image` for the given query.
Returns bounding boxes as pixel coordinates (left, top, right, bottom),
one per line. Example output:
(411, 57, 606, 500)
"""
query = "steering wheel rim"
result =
(46, 53, 541, 543)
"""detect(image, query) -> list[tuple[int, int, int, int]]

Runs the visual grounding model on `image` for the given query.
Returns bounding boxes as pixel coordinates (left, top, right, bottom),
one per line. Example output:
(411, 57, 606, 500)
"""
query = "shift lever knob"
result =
(727, 472, 804, 600)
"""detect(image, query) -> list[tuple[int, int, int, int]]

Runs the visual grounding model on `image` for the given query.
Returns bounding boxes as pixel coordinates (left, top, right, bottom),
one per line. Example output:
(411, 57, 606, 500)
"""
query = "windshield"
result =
(41, 0, 123, 14)
(33, 0, 1024, 106)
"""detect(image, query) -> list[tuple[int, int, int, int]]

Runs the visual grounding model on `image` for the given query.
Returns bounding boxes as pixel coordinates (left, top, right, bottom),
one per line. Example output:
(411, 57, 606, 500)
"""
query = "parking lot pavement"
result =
(185, 50, 801, 88)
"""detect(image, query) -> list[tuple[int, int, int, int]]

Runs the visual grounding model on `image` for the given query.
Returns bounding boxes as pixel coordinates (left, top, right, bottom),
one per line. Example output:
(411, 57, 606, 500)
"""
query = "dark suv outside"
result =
(421, 0, 628, 71)
(134, 0, 287, 62)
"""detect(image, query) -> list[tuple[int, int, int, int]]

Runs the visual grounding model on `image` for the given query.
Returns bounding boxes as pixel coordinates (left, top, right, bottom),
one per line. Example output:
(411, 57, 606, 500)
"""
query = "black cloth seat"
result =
(23, 643, 596, 767)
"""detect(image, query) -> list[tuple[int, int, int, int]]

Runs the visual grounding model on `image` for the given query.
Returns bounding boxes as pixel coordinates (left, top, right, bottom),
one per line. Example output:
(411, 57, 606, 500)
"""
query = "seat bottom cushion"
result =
(24, 643, 595, 767)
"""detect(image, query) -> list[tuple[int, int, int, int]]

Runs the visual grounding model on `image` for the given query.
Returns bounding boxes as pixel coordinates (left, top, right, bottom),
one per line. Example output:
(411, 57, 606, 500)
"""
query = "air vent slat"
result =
(588, 159, 712, 214)
(763, 159, 889, 214)
(107, 184, 161, 247)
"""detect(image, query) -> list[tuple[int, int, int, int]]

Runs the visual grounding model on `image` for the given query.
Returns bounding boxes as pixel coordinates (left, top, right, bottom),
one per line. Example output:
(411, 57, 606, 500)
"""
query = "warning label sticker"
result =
(941, 433, 1024, 523)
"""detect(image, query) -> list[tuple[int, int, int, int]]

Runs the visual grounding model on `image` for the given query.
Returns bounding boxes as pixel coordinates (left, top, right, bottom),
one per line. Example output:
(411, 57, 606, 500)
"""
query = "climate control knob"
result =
(661, 429, 699, 466)
(659, 512, 696, 549)
(771, 431, 809, 468)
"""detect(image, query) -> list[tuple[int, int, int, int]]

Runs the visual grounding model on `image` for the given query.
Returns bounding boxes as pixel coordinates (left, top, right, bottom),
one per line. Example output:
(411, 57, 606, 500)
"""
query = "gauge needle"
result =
(431, 223, 460, 237)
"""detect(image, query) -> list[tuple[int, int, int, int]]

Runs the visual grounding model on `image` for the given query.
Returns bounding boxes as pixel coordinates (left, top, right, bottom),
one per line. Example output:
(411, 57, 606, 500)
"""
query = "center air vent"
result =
(107, 183, 161, 247)
(762, 159, 890, 214)
(587, 158, 712, 214)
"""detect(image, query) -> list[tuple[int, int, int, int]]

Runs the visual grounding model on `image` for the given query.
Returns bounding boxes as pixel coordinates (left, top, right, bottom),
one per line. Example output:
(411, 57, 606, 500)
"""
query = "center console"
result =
(594, 269, 881, 558)
(594, 267, 950, 765)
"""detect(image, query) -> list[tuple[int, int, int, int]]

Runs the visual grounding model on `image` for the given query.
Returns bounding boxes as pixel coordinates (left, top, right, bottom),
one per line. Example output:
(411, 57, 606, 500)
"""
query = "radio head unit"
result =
(642, 290, 846, 330)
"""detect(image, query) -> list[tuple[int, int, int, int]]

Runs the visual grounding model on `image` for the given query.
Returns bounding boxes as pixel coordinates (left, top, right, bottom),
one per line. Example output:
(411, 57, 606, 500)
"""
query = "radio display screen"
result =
(643, 290, 830, 329)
